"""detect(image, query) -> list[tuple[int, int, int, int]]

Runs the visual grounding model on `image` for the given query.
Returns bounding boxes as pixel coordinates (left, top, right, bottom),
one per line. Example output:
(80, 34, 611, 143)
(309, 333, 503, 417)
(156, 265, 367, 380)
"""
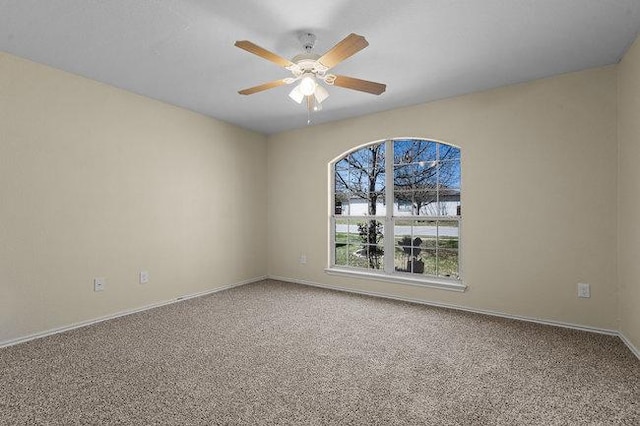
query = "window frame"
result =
(327, 138, 466, 292)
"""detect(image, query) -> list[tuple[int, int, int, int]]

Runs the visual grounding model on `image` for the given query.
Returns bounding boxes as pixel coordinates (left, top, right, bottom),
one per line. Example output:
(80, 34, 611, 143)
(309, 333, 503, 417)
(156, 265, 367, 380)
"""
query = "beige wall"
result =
(0, 52, 268, 344)
(268, 66, 619, 330)
(618, 36, 640, 350)
(1, 47, 632, 345)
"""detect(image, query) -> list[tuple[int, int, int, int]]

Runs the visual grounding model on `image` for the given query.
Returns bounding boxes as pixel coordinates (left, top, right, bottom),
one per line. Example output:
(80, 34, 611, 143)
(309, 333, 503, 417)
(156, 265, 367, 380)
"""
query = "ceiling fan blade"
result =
(235, 40, 294, 68)
(238, 79, 289, 95)
(332, 75, 386, 95)
(317, 33, 369, 70)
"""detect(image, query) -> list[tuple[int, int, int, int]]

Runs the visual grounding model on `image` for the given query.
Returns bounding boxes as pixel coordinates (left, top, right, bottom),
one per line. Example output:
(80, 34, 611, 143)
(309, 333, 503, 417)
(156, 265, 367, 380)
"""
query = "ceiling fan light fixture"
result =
(299, 74, 317, 96)
(288, 85, 304, 104)
(314, 84, 329, 104)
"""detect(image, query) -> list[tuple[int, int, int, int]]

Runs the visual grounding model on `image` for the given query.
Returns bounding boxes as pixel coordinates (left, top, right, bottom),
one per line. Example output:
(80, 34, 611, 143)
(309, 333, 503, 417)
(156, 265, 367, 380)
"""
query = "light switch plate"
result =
(94, 277, 105, 292)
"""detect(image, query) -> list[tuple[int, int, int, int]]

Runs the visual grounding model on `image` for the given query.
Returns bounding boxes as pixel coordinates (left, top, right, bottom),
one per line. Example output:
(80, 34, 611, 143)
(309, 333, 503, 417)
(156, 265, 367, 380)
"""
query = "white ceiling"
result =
(1, 1, 639, 135)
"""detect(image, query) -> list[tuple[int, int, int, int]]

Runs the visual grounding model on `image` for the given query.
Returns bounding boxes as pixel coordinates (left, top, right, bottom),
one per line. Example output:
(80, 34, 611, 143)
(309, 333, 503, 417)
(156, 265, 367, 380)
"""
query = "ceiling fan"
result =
(234, 33, 386, 113)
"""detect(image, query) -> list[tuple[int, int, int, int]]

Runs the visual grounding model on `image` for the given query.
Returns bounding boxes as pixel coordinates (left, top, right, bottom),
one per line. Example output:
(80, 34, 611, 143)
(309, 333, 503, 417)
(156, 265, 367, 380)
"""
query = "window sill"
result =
(324, 267, 467, 292)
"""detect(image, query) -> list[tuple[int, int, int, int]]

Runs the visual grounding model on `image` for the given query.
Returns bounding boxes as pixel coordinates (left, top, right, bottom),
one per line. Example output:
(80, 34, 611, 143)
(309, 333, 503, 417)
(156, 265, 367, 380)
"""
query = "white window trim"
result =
(325, 267, 467, 292)
(327, 138, 465, 292)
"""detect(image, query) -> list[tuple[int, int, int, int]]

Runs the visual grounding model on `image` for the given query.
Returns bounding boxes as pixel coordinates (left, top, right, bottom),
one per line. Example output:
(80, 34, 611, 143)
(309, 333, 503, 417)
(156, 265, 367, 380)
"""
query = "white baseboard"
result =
(0, 275, 266, 349)
(619, 332, 640, 361)
(268, 275, 620, 337)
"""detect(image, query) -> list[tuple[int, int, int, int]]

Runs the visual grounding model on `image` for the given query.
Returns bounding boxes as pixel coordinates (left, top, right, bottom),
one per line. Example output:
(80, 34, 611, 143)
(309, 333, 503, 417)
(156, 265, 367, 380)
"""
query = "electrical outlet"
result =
(299, 254, 307, 264)
(94, 277, 106, 292)
(139, 271, 149, 284)
(577, 282, 590, 298)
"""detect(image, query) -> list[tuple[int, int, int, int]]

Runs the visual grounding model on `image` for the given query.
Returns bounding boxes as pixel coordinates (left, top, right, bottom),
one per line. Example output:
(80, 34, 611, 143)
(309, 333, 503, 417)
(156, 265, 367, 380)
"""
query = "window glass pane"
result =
(394, 190, 439, 216)
(334, 143, 386, 217)
(396, 245, 437, 275)
(334, 219, 383, 270)
(393, 220, 414, 242)
(348, 250, 369, 269)
(395, 197, 414, 215)
(393, 157, 460, 217)
(342, 195, 385, 216)
(335, 220, 351, 268)
(395, 220, 433, 273)
(394, 140, 437, 164)
(421, 249, 438, 276)
(394, 163, 438, 189)
(414, 220, 438, 248)
(343, 168, 368, 194)
(437, 161, 461, 191)
(335, 219, 350, 244)
(438, 144, 460, 161)
(335, 244, 348, 266)
(335, 158, 350, 171)
(354, 219, 385, 246)
(437, 220, 459, 249)
(393, 219, 460, 279)
(437, 249, 459, 279)
(335, 170, 349, 191)
(347, 143, 385, 172)
(355, 245, 384, 270)
(394, 236, 414, 273)
(335, 218, 384, 269)
(437, 189, 460, 217)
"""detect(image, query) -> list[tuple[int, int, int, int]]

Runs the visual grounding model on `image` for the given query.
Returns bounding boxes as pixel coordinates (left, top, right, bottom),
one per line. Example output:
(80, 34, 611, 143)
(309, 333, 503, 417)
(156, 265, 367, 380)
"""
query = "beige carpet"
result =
(1, 279, 638, 425)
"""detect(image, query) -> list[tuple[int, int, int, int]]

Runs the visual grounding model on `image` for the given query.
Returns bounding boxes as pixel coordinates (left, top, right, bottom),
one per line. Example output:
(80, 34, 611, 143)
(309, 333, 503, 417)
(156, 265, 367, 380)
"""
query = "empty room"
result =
(1, 1, 639, 424)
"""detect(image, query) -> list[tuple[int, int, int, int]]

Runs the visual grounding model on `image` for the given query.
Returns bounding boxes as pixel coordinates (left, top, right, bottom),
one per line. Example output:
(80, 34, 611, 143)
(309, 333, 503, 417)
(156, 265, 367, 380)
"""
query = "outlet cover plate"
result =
(139, 271, 149, 284)
(577, 282, 590, 298)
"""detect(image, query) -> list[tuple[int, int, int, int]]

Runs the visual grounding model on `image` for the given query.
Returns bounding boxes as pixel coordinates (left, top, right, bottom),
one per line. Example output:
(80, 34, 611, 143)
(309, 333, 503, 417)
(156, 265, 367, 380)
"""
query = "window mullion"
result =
(435, 143, 440, 276)
(329, 216, 336, 266)
(329, 161, 336, 267)
(384, 139, 395, 274)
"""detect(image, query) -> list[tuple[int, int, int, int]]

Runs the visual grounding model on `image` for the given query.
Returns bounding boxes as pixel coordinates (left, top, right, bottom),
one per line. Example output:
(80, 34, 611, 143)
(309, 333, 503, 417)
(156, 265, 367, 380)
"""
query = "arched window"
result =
(329, 138, 463, 290)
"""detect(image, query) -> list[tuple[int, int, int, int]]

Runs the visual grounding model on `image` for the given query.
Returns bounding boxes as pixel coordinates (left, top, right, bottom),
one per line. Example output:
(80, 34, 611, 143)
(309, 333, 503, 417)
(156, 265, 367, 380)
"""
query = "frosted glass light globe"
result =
(299, 75, 316, 96)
